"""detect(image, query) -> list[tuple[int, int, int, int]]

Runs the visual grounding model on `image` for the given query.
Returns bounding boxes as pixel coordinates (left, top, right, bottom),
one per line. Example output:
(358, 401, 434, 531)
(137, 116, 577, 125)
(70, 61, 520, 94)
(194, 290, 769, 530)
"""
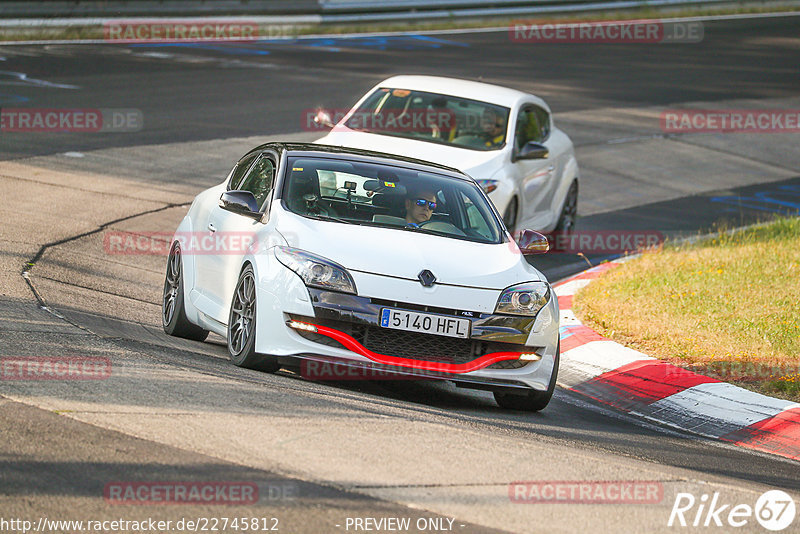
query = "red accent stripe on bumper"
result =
(312, 324, 525, 374)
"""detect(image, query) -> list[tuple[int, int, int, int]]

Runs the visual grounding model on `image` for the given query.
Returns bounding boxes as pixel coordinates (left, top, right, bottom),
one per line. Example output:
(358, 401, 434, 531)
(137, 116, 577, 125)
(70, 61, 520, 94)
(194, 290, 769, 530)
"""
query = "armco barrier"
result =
(0, 0, 735, 21)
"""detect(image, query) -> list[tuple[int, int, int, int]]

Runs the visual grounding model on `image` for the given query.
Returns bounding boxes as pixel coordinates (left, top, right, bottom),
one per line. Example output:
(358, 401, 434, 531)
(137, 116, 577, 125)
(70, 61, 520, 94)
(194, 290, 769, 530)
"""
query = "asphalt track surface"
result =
(1, 14, 799, 534)
(1, 15, 799, 159)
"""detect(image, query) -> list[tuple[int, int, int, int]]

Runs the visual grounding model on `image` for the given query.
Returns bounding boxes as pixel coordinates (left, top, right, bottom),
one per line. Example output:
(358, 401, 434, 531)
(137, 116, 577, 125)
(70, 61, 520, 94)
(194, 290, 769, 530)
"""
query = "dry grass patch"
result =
(573, 217, 800, 401)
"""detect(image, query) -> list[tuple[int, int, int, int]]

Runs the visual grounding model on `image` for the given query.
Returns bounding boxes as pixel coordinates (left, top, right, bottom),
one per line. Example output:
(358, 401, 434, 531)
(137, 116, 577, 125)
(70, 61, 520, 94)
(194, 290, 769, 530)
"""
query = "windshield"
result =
(345, 88, 510, 151)
(282, 156, 504, 244)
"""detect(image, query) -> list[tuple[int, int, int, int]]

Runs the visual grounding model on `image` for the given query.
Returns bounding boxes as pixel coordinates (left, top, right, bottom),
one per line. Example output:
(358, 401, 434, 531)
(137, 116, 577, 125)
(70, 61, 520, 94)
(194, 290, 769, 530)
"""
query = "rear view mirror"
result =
(364, 179, 407, 195)
(220, 190, 260, 218)
(516, 229, 549, 255)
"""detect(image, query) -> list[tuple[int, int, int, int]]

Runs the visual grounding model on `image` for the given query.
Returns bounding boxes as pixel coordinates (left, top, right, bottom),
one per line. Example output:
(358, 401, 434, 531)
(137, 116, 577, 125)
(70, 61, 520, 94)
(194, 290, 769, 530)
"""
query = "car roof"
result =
(247, 142, 472, 181)
(375, 75, 543, 109)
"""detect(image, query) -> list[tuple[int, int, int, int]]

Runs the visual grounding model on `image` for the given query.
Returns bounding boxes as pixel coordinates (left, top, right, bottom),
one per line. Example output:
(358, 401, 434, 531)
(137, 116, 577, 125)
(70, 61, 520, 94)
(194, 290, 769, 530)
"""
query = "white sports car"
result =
(163, 143, 560, 411)
(315, 75, 579, 233)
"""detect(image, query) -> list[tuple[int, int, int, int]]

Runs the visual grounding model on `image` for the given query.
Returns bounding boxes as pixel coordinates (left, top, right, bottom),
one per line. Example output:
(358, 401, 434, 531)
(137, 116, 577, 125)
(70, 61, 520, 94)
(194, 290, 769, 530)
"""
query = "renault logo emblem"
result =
(418, 270, 436, 287)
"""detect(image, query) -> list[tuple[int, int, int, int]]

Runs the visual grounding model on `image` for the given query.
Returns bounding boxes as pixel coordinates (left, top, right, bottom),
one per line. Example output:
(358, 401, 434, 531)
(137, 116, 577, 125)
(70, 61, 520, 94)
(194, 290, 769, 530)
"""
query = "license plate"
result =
(379, 308, 470, 339)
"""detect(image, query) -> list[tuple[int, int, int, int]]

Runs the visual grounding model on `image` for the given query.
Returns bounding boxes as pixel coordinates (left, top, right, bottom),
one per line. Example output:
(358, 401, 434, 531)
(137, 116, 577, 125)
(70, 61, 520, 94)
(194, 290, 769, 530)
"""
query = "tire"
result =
(503, 197, 518, 234)
(227, 264, 280, 372)
(493, 342, 560, 412)
(163, 243, 209, 342)
(554, 181, 578, 233)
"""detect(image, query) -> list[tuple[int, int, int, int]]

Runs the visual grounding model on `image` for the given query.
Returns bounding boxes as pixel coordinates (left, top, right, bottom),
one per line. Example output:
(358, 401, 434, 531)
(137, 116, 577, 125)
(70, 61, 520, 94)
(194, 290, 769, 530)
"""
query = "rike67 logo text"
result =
(669, 490, 796, 531)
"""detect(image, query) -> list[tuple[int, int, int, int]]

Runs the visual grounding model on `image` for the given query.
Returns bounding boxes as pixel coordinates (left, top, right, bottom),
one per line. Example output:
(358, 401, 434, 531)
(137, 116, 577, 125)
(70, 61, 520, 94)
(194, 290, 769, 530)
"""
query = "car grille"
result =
(486, 359, 529, 370)
(290, 315, 535, 368)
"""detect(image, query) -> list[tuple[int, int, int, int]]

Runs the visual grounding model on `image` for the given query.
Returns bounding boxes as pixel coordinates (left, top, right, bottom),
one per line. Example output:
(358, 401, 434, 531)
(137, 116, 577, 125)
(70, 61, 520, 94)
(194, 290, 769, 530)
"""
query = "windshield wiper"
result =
(401, 224, 490, 243)
(401, 224, 448, 237)
(304, 213, 356, 225)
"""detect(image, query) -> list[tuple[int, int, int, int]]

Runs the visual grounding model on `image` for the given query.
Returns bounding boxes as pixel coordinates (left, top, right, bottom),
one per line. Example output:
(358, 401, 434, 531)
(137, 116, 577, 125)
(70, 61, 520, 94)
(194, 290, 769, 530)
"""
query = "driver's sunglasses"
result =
(414, 198, 437, 210)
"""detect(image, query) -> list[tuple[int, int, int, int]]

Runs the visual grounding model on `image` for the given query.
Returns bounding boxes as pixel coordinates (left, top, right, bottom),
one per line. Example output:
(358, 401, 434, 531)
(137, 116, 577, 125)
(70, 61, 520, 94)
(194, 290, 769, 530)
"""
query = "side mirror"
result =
(516, 229, 549, 255)
(314, 109, 335, 129)
(220, 190, 260, 217)
(514, 141, 549, 161)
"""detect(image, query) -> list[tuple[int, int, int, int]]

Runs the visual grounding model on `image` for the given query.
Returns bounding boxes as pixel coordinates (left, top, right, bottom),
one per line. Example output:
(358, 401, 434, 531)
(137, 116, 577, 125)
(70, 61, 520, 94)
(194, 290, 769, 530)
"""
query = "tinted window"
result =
(514, 106, 550, 149)
(536, 107, 551, 139)
(347, 88, 510, 152)
(283, 156, 504, 244)
(229, 152, 259, 190)
(462, 191, 494, 241)
(238, 155, 275, 209)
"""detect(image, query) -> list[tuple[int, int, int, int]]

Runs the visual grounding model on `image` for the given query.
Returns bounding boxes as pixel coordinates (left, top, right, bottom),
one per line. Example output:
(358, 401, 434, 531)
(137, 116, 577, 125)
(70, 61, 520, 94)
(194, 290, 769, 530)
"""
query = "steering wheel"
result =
(302, 193, 331, 216)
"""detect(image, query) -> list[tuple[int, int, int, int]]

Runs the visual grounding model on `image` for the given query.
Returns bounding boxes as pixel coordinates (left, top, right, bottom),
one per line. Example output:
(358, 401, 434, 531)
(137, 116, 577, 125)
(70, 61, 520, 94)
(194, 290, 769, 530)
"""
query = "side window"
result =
(535, 106, 551, 140)
(514, 106, 550, 150)
(461, 191, 492, 239)
(237, 155, 275, 209)
(229, 153, 258, 190)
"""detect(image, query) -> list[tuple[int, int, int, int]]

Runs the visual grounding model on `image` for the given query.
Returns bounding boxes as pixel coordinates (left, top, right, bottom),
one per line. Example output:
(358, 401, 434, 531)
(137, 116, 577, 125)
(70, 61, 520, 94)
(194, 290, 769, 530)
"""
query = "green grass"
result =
(573, 217, 800, 401)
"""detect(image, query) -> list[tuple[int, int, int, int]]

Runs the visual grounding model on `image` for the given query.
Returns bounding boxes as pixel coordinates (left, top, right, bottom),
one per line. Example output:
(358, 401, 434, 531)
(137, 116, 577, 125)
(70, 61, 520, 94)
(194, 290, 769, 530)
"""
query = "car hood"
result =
(274, 210, 542, 290)
(316, 129, 506, 181)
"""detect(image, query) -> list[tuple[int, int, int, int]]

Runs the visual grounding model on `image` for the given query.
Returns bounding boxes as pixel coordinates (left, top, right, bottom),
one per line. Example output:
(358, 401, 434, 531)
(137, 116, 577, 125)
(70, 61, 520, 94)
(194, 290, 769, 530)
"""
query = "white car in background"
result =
(162, 143, 560, 411)
(315, 75, 579, 233)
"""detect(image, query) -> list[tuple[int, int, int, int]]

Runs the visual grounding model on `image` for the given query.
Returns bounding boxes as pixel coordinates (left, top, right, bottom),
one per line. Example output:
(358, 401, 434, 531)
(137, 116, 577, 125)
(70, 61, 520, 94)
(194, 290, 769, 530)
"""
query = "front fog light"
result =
(288, 320, 318, 332)
(495, 281, 550, 317)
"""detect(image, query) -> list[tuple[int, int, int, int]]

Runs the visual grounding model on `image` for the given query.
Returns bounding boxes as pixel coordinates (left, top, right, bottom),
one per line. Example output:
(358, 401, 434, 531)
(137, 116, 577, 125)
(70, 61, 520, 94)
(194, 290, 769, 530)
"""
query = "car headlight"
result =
(274, 246, 357, 294)
(495, 281, 550, 316)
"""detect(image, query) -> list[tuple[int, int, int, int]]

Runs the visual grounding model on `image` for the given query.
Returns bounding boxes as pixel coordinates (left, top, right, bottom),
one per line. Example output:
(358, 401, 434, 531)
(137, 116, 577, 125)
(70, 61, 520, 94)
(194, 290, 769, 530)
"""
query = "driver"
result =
(405, 188, 438, 226)
(480, 108, 506, 148)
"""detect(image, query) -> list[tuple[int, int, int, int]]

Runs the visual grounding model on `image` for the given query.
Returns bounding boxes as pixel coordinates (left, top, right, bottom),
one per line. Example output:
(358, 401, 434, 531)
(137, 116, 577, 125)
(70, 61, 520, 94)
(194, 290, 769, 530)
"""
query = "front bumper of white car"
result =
(251, 254, 559, 393)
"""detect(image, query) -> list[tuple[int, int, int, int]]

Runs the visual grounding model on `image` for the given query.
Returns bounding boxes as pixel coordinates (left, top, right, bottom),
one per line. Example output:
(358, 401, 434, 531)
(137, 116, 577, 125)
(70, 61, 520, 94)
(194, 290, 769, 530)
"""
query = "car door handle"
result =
(207, 223, 217, 233)
(547, 165, 555, 172)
